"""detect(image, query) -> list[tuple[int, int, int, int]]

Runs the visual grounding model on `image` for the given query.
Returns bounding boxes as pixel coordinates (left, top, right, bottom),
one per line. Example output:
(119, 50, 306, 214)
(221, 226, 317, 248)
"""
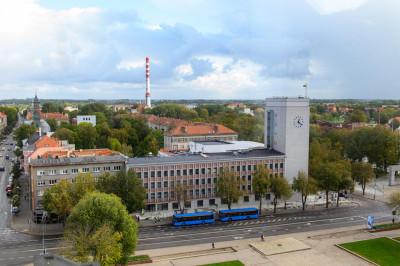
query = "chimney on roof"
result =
(214, 125, 218, 133)
(181, 126, 186, 133)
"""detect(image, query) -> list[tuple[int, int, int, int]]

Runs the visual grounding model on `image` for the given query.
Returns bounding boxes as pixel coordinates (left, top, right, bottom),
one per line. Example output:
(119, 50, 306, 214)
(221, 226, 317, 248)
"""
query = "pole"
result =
(42, 211, 47, 254)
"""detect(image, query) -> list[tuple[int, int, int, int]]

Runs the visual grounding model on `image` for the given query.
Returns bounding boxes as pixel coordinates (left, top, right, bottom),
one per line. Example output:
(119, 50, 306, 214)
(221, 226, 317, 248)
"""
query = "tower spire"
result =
(145, 57, 151, 108)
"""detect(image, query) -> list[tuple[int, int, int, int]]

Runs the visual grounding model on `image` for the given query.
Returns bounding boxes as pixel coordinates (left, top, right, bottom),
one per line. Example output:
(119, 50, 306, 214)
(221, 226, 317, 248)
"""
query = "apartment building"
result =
(164, 122, 238, 150)
(0, 112, 7, 131)
(29, 154, 126, 211)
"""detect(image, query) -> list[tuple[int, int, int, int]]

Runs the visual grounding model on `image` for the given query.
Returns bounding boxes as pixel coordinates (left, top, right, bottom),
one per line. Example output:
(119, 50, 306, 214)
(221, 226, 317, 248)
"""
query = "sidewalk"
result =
(135, 224, 400, 266)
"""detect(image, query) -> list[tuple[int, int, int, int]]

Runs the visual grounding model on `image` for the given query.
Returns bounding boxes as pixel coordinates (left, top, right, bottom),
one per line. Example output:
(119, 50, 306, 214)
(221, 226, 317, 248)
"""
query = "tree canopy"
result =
(216, 168, 245, 209)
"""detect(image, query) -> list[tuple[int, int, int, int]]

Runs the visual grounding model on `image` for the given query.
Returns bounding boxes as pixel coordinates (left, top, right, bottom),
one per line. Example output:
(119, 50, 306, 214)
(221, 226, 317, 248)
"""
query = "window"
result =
(151, 193, 155, 199)
(157, 192, 161, 198)
(137, 172, 142, 178)
(60, 169, 68, 174)
(151, 183, 155, 188)
(38, 190, 44, 197)
(183, 169, 187, 175)
(114, 166, 121, 171)
(170, 181, 175, 187)
(164, 170, 168, 176)
(164, 181, 168, 187)
(48, 170, 56, 175)
(207, 168, 211, 174)
(196, 179, 199, 185)
(151, 171, 155, 177)
(266, 193, 271, 200)
(37, 170, 45, 176)
(275, 163, 278, 169)
(197, 200, 203, 207)
(244, 195, 249, 202)
(270, 164, 273, 169)
(157, 182, 161, 188)
(248, 165, 251, 171)
(37, 181, 45, 186)
(280, 163, 284, 169)
(208, 178, 211, 184)
(170, 170, 174, 176)
(208, 188, 211, 194)
(195, 169, 199, 174)
(242, 166, 246, 171)
(201, 189, 205, 195)
(189, 169, 193, 175)
(144, 172, 148, 178)
(248, 175, 251, 180)
(190, 179, 193, 185)
(144, 183, 148, 189)
(236, 166, 240, 171)
(93, 167, 100, 172)
(49, 180, 57, 185)
(177, 170, 181, 176)
(214, 178, 217, 183)
(209, 199, 215, 205)
(248, 185, 251, 191)
(104, 166, 110, 172)
(164, 192, 168, 198)
(196, 189, 199, 195)
(202, 179, 205, 184)
(82, 168, 89, 173)
(201, 168, 205, 174)
(157, 171, 161, 177)
(170, 191, 175, 197)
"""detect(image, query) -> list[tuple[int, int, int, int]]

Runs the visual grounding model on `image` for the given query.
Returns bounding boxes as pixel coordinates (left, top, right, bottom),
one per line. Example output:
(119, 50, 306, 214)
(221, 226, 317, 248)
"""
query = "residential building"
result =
(227, 103, 246, 109)
(164, 122, 238, 150)
(29, 152, 126, 211)
(77, 115, 96, 126)
(114, 113, 187, 132)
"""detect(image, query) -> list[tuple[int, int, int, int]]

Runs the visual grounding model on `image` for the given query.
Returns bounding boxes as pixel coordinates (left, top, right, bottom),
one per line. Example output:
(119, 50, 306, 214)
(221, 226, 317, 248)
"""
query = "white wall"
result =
(77, 115, 96, 126)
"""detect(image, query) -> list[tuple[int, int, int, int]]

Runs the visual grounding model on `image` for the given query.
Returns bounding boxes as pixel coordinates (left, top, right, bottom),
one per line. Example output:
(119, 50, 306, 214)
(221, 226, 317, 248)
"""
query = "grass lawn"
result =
(394, 237, 400, 242)
(339, 237, 400, 265)
(200, 261, 245, 266)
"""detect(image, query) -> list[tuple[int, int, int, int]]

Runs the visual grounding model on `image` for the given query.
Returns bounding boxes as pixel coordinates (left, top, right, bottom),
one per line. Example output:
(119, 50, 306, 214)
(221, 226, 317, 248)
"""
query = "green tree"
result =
(76, 122, 96, 149)
(42, 179, 74, 227)
(108, 137, 122, 151)
(69, 173, 96, 205)
(97, 170, 146, 213)
(174, 181, 192, 214)
(252, 165, 270, 214)
(92, 112, 107, 125)
(313, 162, 341, 208)
(13, 124, 36, 147)
(351, 162, 375, 195)
(332, 160, 353, 207)
(346, 109, 367, 123)
(269, 175, 292, 213)
(42, 102, 63, 113)
(216, 168, 245, 210)
(45, 118, 58, 132)
(386, 192, 400, 212)
(53, 128, 75, 143)
(199, 108, 209, 119)
(137, 135, 159, 157)
(392, 119, 400, 130)
(120, 143, 134, 157)
(66, 192, 138, 264)
(292, 171, 318, 211)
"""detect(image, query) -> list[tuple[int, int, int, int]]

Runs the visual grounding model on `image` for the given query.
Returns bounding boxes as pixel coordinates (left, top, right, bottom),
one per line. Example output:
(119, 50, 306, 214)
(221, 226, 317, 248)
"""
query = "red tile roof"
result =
(26, 110, 68, 121)
(39, 149, 119, 159)
(34, 135, 61, 149)
(166, 122, 237, 136)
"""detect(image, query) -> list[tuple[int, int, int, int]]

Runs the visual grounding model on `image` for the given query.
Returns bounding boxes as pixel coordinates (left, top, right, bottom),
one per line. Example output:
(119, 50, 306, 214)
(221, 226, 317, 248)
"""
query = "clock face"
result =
(293, 116, 304, 128)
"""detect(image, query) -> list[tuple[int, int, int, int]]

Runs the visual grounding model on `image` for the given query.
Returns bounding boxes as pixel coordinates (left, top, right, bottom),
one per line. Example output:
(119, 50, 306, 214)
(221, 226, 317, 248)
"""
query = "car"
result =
(0, 167, 4, 171)
(0, 153, 2, 157)
(5, 155, 9, 159)
(12, 206, 19, 214)
(7, 148, 11, 151)
(6, 185, 12, 191)
(6, 190, 12, 196)
(10, 143, 13, 145)
(8, 176, 13, 183)
(1, 147, 4, 151)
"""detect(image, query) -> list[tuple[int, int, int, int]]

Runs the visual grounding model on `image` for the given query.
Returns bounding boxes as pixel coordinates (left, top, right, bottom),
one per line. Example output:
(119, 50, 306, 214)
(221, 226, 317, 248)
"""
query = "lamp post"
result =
(42, 210, 47, 254)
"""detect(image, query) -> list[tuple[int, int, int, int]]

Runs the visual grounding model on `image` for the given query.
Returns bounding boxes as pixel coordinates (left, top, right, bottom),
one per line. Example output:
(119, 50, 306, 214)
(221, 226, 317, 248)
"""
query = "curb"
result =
(335, 244, 379, 266)
(151, 247, 236, 262)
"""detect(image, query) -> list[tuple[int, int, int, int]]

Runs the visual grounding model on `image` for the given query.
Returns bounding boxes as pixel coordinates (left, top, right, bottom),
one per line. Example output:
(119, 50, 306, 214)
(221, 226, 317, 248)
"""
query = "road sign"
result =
(367, 216, 374, 229)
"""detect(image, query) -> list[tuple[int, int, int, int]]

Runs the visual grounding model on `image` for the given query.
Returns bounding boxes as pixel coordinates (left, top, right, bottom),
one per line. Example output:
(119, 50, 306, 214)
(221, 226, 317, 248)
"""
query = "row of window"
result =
(170, 136, 237, 143)
(147, 185, 252, 200)
(37, 166, 121, 176)
(136, 163, 284, 178)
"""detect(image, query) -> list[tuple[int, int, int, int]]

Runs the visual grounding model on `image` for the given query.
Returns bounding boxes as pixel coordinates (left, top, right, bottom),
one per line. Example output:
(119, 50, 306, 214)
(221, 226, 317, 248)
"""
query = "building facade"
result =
(0, 112, 7, 131)
(164, 123, 238, 150)
(127, 148, 285, 213)
(77, 115, 96, 126)
(264, 97, 310, 183)
(29, 154, 126, 211)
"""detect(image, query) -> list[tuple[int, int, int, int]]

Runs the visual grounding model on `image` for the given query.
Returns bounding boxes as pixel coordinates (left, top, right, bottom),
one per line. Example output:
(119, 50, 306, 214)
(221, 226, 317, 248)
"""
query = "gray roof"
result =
(128, 148, 285, 166)
(30, 154, 127, 166)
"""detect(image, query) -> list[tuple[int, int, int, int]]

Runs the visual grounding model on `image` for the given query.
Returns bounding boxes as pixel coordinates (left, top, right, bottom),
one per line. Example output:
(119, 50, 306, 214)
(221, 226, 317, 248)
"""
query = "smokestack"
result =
(145, 57, 151, 108)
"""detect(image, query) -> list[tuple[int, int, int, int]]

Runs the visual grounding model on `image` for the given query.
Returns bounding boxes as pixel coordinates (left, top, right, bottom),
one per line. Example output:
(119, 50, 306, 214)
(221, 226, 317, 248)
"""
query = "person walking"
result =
(212, 242, 215, 249)
(261, 234, 264, 242)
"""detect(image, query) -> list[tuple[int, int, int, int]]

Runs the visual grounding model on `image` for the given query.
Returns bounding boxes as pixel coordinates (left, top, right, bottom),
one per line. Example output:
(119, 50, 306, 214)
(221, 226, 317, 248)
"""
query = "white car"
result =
(0, 153, 3, 157)
(1, 147, 5, 151)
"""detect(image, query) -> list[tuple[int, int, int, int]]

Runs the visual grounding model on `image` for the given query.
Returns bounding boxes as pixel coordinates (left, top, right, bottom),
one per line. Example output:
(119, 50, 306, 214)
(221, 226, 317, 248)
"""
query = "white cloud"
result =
(148, 25, 163, 31)
(306, 0, 368, 15)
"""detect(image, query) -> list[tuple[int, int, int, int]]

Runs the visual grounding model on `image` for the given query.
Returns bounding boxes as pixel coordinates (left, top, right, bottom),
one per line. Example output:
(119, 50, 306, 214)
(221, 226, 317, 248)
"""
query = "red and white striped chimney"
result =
(145, 57, 151, 107)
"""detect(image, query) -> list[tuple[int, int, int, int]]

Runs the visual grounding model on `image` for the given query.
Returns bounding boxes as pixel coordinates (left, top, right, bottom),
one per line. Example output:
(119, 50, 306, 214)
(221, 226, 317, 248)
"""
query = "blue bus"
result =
(172, 212, 215, 226)
(219, 208, 259, 222)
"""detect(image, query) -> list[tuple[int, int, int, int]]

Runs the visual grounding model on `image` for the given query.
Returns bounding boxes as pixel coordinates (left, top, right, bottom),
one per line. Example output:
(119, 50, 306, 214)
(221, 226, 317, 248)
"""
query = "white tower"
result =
(264, 97, 310, 183)
(145, 57, 151, 108)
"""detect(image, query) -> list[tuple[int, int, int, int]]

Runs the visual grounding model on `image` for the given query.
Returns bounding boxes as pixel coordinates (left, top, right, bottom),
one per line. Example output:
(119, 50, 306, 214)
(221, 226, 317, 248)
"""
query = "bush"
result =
(127, 255, 150, 262)
(373, 223, 400, 230)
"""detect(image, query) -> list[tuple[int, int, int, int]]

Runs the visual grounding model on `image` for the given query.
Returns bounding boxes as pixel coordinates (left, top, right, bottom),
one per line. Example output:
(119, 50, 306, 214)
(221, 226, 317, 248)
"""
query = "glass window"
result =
(114, 166, 121, 171)
(202, 179, 205, 184)
(72, 168, 79, 173)
(164, 181, 168, 187)
(48, 169, 56, 175)
(183, 169, 187, 175)
(151, 183, 155, 188)
(196, 179, 199, 185)
(82, 168, 89, 173)
(151, 171, 155, 177)
(60, 169, 68, 174)
(157, 182, 161, 188)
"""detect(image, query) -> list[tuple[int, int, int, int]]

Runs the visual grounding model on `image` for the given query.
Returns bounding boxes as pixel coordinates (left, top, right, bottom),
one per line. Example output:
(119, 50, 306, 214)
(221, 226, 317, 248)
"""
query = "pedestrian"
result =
(212, 242, 215, 249)
(24, 195, 26, 200)
(261, 234, 264, 242)
(137, 216, 140, 222)
(393, 218, 395, 224)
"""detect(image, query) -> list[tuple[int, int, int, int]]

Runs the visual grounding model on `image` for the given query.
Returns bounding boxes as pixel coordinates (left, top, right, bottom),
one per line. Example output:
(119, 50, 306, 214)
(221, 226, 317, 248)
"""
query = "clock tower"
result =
(264, 97, 310, 183)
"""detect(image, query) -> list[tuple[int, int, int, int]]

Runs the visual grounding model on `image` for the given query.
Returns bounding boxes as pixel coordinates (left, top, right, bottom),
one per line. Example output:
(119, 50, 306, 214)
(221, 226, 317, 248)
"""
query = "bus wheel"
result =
(247, 216, 250, 220)
(229, 218, 232, 222)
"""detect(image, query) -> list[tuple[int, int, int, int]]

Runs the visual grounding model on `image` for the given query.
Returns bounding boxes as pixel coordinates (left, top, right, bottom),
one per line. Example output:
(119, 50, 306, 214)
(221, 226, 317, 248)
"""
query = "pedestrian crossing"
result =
(0, 228, 18, 235)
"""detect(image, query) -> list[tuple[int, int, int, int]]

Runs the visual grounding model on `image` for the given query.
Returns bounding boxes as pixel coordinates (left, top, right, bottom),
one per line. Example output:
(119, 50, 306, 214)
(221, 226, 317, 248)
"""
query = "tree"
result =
(42, 102, 63, 113)
(13, 124, 36, 147)
(351, 162, 375, 195)
(76, 122, 96, 149)
(42, 179, 74, 227)
(46, 118, 57, 132)
(174, 181, 192, 214)
(69, 173, 96, 206)
(346, 109, 367, 123)
(120, 143, 134, 157)
(216, 168, 245, 210)
(313, 162, 341, 208)
(386, 192, 400, 212)
(53, 128, 75, 143)
(97, 170, 146, 213)
(292, 171, 318, 210)
(107, 137, 122, 151)
(332, 160, 353, 207)
(269, 175, 292, 213)
(66, 193, 137, 265)
(392, 119, 400, 130)
(252, 165, 270, 214)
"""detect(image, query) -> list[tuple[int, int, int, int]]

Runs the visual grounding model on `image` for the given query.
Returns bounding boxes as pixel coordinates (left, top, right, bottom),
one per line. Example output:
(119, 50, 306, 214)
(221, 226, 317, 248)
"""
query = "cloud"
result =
(306, 0, 368, 15)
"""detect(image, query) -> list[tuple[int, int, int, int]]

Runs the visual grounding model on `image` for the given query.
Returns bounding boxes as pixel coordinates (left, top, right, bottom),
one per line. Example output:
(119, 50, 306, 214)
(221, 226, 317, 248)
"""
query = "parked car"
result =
(0, 166, 4, 171)
(6, 190, 12, 196)
(5, 155, 9, 159)
(0, 153, 3, 157)
(12, 206, 19, 214)
(6, 185, 12, 191)
(1, 147, 5, 151)
(7, 148, 11, 151)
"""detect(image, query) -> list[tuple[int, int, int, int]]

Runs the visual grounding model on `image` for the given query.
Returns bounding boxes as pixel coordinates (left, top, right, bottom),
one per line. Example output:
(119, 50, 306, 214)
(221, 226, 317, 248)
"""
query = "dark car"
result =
(0, 167, 4, 171)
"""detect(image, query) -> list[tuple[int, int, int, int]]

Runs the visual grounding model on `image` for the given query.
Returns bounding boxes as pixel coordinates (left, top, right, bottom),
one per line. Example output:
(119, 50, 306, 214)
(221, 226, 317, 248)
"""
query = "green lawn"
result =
(394, 237, 400, 242)
(200, 260, 244, 266)
(339, 237, 400, 265)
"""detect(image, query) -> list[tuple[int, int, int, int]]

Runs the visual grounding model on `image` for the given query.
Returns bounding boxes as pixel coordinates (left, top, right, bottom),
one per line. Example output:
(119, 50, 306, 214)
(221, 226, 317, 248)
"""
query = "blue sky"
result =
(0, 0, 398, 100)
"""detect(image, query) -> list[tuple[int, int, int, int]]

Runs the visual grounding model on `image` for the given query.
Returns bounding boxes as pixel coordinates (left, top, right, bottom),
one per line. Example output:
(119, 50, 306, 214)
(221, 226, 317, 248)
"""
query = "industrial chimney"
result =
(145, 57, 151, 108)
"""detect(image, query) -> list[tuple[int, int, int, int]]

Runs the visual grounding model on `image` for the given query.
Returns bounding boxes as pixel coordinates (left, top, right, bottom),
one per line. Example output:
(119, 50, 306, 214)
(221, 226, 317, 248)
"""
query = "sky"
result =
(0, 0, 399, 100)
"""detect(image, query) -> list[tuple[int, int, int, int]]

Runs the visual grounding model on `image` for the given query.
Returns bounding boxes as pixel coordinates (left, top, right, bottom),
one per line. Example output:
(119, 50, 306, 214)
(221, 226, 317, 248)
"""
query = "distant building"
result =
(113, 104, 132, 112)
(227, 103, 246, 109)
(326, 105, 337, 113)
(0, 112, 7, 131)
(64, 106, 78, 112)
(164, 122, 238, 150)
(316, 120, 367, 131)
(77, 115, 96, 126)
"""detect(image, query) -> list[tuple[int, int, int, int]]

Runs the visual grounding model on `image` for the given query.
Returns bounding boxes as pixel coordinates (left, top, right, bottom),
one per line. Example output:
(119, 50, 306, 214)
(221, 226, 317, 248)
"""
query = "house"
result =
(0, 112, 7, 131)
(164, 122, 238, 150)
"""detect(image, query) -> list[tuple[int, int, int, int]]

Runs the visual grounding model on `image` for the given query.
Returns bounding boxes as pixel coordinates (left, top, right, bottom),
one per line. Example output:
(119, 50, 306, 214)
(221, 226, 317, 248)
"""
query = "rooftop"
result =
(128, 148, 285, 166)
(30, 154, 126, 166)
(166, 122, 237, 136)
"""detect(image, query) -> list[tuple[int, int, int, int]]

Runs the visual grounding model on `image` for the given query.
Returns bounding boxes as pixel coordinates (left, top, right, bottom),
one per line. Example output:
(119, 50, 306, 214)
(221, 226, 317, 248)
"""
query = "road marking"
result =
(244, 222, 248, 225)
